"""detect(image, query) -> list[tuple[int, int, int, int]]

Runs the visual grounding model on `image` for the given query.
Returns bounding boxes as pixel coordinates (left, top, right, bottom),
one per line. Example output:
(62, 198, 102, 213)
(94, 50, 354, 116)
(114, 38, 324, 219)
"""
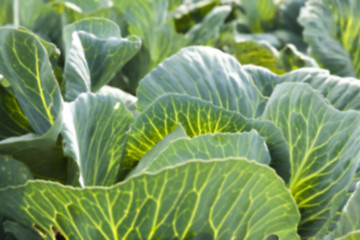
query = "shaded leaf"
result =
(62, 92, 135, 186)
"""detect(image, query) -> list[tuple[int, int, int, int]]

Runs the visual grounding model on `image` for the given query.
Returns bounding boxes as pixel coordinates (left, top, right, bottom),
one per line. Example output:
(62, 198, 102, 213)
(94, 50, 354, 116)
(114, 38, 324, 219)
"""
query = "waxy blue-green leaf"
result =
(123, 94, 290, 181)
(63, 18, 141, 101)
(298, 0, 360, 78)
(130, 131, 271, 176)
(0, 114, 67, 181)
(62, 92, 135, 186)
(0, 27, 62, 135)
(0, 160, 300, 239)
(185, 5, 231, 45)
(325, 182, 360, 240)
(263, 82, 360, 237)
(97, 85, 138, 117)
(137, 46, 267, 118)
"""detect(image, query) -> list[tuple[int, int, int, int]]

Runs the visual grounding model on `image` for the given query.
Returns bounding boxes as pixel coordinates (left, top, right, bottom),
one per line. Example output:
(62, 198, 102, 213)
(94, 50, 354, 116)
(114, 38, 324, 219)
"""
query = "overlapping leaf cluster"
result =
(1, 0, 360, 239)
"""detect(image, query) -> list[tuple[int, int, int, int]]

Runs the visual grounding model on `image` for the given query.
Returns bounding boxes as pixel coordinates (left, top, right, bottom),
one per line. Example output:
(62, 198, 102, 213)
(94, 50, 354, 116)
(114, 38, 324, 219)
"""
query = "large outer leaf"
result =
(263, 82, 360, 237)
(137, 46, 266, 118)
(0, 160, 300, 239)
(0, 28, 62, 135)
(298, 0, 360, 78)
(62, 92, 135, 186)
(63, 18, 141, 100)
(123, 94, 290, 181)
(130, 131, 271, 176)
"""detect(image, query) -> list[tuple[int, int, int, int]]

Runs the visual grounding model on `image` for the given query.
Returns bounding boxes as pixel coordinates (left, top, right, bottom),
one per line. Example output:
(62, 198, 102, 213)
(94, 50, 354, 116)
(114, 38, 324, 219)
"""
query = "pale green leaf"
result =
(0, 160, 300, 239)
(130, 130, 271, 176)
(263, 82, 360, 237)
(62, 92, 135, 186)
(63, 18, 141, 100)
(123, 94, 290, 181)
(137, 46, 267, 118)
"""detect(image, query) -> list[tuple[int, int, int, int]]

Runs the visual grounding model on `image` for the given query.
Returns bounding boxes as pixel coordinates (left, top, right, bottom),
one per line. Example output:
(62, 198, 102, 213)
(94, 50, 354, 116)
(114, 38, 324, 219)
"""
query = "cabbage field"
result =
(1, 0, 360, 239)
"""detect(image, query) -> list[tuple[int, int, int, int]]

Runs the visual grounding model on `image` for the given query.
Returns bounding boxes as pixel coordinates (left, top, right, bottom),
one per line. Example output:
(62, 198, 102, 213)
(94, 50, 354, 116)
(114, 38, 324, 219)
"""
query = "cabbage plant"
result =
(1, 1, 360, 240)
